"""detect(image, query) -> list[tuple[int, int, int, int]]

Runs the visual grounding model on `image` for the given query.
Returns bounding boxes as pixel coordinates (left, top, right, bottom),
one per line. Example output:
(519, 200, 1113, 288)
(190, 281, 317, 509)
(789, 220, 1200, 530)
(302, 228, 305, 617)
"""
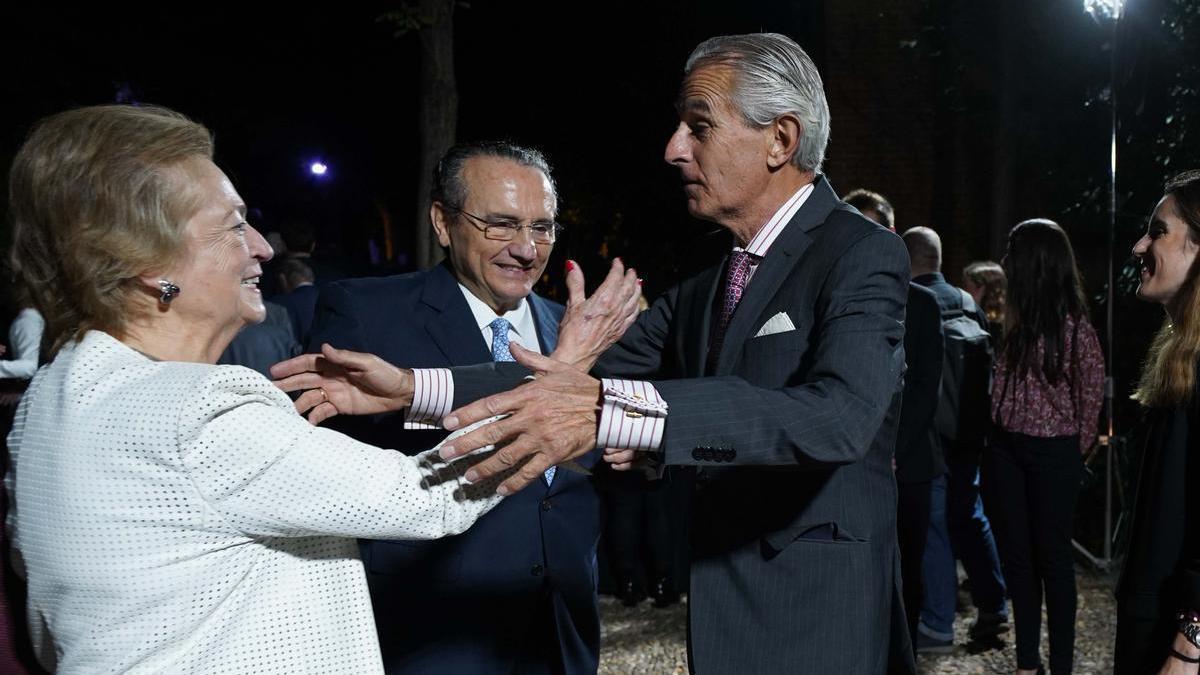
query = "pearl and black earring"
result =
(158, 279, 181, 304)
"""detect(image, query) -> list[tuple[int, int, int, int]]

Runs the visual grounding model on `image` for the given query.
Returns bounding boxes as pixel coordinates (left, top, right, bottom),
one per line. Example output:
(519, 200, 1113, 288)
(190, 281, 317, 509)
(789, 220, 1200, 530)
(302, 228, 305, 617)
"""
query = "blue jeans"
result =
(919, 475, 955, 638)
(945, 445, 1007, 616)
(920, 444, 1008, 638)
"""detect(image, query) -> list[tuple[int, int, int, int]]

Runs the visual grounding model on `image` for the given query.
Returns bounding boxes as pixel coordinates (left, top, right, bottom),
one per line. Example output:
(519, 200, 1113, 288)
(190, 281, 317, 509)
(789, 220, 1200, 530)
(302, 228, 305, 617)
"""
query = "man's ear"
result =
(767, 113, 803, 170)
(430, 201, 453, 248)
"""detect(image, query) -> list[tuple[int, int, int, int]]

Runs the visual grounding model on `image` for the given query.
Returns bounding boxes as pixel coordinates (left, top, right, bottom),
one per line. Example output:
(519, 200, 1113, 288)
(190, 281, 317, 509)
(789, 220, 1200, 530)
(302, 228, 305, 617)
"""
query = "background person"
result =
(846, 189, 945, 662)
(963, 260, 1007, 345)
(273, 256, 318, 346)
(903, 226, 1010, 652)
(0, 291, 41, 674)
(984, 218, 1104, 675)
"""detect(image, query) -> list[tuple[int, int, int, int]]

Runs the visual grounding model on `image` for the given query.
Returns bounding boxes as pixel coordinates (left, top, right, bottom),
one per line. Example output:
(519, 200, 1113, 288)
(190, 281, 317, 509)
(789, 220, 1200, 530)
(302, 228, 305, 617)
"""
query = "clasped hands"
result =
(271, 259, 643, 495)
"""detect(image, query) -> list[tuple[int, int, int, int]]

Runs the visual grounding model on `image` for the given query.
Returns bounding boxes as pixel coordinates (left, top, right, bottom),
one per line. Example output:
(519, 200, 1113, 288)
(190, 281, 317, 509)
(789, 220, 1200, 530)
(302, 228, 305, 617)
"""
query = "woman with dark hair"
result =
(1115, 170, 1200, 674)
(984, 219, 1105, 675)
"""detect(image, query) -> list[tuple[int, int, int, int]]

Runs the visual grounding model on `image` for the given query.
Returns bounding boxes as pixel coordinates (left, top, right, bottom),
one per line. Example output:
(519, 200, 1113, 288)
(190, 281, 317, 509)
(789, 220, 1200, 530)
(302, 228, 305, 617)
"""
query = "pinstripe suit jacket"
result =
(602, 175, 909, 673)
(456, 176, 911, 673)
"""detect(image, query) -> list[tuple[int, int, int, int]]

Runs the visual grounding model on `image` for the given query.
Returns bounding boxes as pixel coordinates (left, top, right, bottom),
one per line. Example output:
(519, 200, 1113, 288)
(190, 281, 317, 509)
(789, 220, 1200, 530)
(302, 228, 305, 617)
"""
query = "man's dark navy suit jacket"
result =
(308, 262, 601, 675)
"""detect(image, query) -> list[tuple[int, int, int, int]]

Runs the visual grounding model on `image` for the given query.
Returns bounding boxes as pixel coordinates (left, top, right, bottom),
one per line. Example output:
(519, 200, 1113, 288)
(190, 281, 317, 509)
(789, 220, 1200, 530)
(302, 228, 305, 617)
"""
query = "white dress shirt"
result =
(457, 284, 540, 354)
(5, 330, 504, 674)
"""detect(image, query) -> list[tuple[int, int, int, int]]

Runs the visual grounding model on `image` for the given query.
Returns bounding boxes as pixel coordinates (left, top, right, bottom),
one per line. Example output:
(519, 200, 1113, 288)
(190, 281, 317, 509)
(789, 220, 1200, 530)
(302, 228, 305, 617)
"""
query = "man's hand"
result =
(436, 347, 602, 495)
(550, 258, 641, 371)
(603, 448, 637, 471)
(270, 343, 414, 425)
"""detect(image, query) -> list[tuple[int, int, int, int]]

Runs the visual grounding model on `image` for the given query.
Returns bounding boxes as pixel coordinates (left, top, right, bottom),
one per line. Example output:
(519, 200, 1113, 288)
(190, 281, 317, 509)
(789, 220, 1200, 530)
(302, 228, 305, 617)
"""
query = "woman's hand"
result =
(1159, 632, 1200, 675)
(270, 343, 414, 425)
(549, 258, 641, 371)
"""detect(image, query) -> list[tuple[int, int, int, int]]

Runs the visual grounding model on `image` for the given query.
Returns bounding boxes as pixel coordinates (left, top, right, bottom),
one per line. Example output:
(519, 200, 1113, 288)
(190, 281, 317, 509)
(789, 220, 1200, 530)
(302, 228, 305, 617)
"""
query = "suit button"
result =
(531, 564, 544, 577)
(540, 499, 552, 512)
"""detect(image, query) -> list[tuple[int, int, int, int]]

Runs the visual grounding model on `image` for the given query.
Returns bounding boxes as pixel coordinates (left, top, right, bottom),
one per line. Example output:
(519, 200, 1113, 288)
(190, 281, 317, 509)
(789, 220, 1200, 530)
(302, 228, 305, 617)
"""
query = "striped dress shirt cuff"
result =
(406, 368, 454, 429)
(596, 379, 669, 452)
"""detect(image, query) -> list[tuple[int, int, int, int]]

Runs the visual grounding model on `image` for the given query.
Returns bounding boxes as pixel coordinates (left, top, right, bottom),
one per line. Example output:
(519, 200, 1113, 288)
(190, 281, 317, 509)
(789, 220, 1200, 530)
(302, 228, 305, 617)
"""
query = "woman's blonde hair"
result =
(1134, 169, 1200, 407)
(8, 105, 213, 355)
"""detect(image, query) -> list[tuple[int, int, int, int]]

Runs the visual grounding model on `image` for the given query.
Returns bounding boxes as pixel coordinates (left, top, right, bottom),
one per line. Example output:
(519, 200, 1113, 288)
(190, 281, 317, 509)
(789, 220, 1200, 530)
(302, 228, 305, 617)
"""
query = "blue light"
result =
(310, 161, 328, 176)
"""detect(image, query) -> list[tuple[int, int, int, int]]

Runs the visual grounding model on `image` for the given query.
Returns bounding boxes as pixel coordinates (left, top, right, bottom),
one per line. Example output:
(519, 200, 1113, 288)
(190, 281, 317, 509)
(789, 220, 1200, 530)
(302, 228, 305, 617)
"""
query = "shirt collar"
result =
(457, 283, 532, 338)
(737, 182, 815, 257)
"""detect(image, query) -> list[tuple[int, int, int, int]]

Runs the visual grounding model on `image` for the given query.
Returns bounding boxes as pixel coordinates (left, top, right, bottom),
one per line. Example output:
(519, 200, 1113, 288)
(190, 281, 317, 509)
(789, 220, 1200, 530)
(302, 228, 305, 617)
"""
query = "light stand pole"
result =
(1072, 0, 1124, 571)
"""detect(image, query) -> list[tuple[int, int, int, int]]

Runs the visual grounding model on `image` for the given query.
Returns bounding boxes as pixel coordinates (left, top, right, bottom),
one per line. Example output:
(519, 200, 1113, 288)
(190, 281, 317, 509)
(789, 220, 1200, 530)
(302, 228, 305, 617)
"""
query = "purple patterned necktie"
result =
(707, 250, 758, 371)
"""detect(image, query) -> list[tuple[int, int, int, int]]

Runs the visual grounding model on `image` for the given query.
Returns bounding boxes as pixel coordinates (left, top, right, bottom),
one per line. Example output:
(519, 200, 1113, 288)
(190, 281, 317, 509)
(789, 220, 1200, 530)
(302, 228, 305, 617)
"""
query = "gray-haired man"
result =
(437, 34, 913, 674)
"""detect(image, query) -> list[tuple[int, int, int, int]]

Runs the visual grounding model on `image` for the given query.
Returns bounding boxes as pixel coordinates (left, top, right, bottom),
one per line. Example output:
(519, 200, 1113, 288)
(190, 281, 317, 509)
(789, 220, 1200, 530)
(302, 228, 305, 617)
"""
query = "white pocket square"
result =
(754, 312, 796, 338)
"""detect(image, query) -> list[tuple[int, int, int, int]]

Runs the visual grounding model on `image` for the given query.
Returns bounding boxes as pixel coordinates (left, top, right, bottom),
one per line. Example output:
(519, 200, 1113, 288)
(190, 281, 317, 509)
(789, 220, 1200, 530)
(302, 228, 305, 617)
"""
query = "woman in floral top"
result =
(984, 219, 1105, 675)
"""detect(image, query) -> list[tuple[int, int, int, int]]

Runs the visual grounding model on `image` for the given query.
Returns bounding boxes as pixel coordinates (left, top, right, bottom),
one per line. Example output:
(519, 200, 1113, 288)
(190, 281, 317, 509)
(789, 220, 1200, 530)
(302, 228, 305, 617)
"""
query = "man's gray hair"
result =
(685, 33, 830, 173)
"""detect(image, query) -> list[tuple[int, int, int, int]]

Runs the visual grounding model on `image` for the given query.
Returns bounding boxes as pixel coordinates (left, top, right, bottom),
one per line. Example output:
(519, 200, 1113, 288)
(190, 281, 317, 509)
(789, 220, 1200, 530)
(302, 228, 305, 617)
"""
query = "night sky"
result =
(2, 1, 825, 293)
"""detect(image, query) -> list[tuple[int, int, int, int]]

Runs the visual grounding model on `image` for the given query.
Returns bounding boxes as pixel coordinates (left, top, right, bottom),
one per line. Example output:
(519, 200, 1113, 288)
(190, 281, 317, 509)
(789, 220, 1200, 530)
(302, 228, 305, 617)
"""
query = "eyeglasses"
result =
(448, 206, 562, 244)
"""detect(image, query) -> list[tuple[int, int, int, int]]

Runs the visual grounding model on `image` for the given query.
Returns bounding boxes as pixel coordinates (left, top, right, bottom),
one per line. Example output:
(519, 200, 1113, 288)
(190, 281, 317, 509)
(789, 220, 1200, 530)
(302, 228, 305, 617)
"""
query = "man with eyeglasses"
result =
(306, 141, 603, 675)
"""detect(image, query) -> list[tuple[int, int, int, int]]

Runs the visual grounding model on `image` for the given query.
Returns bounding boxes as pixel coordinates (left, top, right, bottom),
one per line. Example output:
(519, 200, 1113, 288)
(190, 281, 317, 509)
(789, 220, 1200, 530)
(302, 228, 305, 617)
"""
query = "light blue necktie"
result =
(490, 318, 555, 485)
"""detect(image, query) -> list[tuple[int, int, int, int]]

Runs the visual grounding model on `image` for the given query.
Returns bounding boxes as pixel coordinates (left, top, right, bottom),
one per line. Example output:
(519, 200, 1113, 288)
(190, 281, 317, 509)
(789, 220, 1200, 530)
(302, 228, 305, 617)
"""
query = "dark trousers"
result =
(983, 430, 1083, 675)
(604, 476, 680, 588)
(897, 480, 931, 659)
(944, 441, 1008, 615)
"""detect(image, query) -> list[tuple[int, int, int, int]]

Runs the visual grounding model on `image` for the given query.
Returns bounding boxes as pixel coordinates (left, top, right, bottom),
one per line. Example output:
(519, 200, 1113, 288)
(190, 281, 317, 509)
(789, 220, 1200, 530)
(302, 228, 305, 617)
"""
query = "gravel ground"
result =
(598, 566, 1116, 674)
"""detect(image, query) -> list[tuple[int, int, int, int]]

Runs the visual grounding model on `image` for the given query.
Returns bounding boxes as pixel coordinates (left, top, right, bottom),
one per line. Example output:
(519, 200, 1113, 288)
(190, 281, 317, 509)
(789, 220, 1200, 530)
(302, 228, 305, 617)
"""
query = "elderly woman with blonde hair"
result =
(4, 105, 636, 674)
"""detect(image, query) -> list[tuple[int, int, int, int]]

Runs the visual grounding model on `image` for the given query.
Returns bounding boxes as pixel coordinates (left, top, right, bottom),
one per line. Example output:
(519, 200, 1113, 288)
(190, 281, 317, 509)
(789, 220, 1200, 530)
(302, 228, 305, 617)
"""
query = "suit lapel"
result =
(682, 263, 722, 377)
(420, 263, 493, 365)
(714, 176, 839, 374)
(527, 294, 559, 355)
